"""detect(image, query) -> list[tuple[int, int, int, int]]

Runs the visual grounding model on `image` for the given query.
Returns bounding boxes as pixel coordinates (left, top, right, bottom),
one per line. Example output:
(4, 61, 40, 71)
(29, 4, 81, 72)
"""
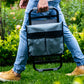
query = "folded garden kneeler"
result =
(26, 7, 64, 72)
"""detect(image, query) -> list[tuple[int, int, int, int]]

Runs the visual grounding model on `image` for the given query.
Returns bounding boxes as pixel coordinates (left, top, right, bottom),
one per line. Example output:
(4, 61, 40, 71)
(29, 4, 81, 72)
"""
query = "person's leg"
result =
(50, 3, 84, 66)
(57, 5, 84, 66)
(0, 0, 37, 81)
(13, 0, 39, 74)
(54, 5, 84, 76)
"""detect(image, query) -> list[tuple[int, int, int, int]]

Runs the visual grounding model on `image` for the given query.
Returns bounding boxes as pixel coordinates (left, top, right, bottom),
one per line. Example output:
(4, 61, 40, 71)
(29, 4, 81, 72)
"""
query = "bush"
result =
(0, 28, 20, 66)
(4, 7, 25, 35)
(60, 0, 84, 62)
(4, 0, 20, 6)
(0, 0, 84, 65)
(60, 0, 84, 32)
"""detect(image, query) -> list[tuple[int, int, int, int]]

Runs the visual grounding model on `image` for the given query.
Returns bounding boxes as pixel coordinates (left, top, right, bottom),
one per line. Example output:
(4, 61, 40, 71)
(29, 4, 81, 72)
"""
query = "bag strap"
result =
(29, 6, 59, 25)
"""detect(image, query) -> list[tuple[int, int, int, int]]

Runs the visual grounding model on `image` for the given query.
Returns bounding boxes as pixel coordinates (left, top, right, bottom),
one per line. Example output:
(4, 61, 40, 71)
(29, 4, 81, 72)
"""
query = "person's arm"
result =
(37, 0, 49, 12)
(19, 0, 29, 9)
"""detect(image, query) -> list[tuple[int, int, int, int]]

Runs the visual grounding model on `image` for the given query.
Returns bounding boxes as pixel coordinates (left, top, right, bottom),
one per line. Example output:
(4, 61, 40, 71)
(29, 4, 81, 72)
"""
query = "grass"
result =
(0, 63, 82, 84)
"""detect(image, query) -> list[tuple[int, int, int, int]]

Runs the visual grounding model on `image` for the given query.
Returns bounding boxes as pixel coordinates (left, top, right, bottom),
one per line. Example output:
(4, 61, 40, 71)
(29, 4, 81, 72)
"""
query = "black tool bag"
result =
(26, 7, 64, 72)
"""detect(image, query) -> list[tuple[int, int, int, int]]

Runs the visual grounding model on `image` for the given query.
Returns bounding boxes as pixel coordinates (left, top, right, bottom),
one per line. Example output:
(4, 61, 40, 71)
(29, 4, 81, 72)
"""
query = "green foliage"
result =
(4, 7, 25, 35)
(5, 0, 20, 6)
(60, 0, 84, 32)
(0, 0, 84, 65)
(0, 28, 19, 66)
(60, 0, 84, 62)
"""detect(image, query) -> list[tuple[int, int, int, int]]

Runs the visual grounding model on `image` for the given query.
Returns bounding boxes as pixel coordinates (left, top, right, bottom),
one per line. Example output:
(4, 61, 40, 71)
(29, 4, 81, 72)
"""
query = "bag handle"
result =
(29, 6, 59, 25)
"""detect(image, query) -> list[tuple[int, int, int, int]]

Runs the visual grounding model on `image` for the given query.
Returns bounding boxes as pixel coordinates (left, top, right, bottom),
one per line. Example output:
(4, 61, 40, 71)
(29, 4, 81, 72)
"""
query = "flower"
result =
(68, 25, 71, 28)
(75, 11, 80, 16)
(62, 55, 64, 57)
(75, 12, 78, 16)
(53, 81, 60, 84)
(79, 32, 84, 40)
(13, 17, 16, 19)
(71, 17, 76, 21)
(10, 12, 15, 15)
(73, 25, 77, 31)
(16, 25, 21, 30)
(66, 50, 69, 54)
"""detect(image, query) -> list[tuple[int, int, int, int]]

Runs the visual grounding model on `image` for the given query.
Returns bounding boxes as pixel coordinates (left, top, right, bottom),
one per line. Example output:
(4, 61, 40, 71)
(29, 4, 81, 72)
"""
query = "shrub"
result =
(60, 0, 84, 31)
(4, 7, 25, 35)
(60, 0, 84, 62)
(4, 0, 20, 6)
(0, 27, 20, 66)
(0, 0, 84, 65)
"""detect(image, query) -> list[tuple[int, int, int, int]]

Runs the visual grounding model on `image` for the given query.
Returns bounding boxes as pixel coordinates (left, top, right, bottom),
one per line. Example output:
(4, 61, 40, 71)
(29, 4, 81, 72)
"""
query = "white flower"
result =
(16, 25, 21, 30)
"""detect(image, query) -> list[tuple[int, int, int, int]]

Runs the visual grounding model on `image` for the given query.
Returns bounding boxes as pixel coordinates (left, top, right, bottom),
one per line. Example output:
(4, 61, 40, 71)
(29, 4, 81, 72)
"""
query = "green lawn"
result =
(0, 63, 84, 84)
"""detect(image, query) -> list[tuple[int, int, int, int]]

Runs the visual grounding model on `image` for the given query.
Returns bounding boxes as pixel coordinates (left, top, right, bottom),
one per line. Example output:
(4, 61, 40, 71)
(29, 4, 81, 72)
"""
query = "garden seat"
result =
(26, 7, 64, 72)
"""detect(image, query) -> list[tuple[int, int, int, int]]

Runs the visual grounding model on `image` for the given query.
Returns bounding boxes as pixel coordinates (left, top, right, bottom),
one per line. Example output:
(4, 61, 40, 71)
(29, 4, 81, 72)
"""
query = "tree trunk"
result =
(0, 0, 5, 40)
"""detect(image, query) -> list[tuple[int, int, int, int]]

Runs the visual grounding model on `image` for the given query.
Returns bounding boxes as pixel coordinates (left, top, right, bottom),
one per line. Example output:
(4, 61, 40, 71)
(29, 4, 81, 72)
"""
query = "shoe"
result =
(0, 69, 21, 82)
(66, 66, 84, 76)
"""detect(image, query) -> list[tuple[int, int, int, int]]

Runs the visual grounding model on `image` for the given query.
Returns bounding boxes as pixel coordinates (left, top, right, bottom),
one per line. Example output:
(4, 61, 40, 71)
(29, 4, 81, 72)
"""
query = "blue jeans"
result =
(13, 0, 84, 74)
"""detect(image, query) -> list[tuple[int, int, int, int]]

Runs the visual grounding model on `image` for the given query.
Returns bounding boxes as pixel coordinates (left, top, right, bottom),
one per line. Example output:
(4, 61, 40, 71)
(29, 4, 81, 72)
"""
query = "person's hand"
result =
(19, 0, 29, 9)
(37, 0, 49, 12)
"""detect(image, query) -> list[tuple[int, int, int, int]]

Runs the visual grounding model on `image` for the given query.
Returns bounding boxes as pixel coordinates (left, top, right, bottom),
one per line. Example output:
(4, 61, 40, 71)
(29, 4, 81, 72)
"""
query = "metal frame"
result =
(29, 6, 59, 25)
(32, 54, 62, 72)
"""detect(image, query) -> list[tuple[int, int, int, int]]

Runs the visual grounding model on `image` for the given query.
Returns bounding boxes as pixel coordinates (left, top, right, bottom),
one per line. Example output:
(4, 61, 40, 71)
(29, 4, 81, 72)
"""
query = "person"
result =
(0, 0, 84, 82)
